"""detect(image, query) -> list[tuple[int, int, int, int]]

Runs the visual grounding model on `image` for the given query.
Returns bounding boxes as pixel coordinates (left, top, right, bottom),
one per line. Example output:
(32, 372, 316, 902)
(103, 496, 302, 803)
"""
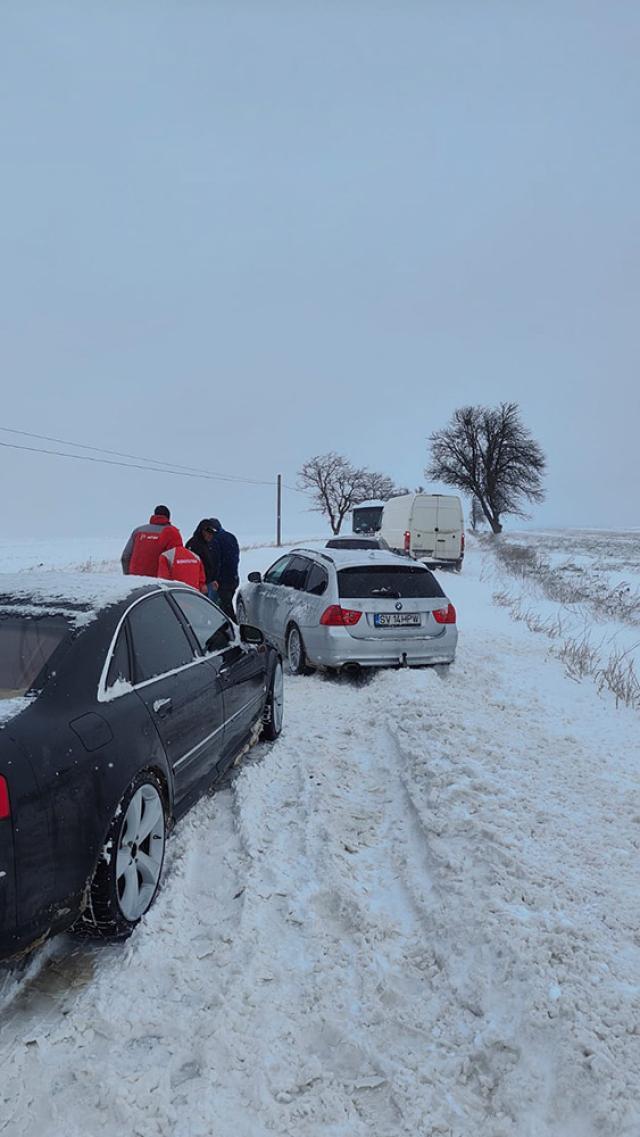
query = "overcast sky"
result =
(1, 1, 638, 542)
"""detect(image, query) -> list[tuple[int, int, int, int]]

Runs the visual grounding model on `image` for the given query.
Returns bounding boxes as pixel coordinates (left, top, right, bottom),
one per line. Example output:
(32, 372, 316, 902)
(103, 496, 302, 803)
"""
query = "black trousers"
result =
(217, 583, 237, 621)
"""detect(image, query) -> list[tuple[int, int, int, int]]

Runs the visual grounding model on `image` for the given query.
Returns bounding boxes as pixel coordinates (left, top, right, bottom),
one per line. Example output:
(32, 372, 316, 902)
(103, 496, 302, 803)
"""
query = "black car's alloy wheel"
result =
(81, 769, 167, 938)
(261, 661, 284, 741)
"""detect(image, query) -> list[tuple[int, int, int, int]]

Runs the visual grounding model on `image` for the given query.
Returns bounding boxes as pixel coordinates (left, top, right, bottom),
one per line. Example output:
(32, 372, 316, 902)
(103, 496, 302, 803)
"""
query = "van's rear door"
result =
(435, 501, 463, 561)
(411, 498, 439, 557)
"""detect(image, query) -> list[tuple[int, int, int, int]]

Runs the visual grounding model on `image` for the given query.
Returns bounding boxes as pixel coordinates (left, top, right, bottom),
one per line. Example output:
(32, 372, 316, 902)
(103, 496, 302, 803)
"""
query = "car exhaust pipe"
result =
(341, 662, 362, 679)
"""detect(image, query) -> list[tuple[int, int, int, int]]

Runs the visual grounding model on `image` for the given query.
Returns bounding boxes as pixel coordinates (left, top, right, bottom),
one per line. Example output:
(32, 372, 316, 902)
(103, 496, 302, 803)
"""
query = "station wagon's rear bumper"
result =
(304, 626, 458, 669)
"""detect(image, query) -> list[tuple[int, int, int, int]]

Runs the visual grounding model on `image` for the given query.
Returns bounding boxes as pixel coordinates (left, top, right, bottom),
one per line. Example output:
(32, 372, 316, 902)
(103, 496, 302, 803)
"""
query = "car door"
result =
(272, 555, 313, 650)
(126, 592, 225, 809)
(169, 589, 266, 770)
(255, 555, 294, 640)
(295, 560, 330, 662)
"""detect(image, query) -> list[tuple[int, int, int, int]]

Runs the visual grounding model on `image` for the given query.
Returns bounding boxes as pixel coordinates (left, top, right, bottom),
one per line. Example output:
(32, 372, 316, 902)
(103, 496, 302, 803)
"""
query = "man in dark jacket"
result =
(209, 518, 240, 619)
(186, 520, 220, 601)
(121, 506, 182, 576)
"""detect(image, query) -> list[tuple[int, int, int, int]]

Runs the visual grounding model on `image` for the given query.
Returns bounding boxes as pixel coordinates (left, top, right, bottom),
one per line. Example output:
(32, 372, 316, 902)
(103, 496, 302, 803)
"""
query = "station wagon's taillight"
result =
(320, 605, 362, 626)
(433, 604, 456, 624)
(0, 776, 10, 821)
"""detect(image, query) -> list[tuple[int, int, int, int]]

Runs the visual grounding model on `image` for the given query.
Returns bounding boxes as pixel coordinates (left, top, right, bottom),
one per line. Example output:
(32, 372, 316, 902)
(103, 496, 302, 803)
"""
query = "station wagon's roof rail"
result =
(291, 547, 334, 564)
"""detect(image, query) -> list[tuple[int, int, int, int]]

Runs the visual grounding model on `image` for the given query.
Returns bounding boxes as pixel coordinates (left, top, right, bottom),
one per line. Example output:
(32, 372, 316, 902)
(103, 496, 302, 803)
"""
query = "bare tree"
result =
(426, 403, 546, 534)
(357, 470, 399, 502)
(298, 453, 399, 533)
(469, 496, 485, 532)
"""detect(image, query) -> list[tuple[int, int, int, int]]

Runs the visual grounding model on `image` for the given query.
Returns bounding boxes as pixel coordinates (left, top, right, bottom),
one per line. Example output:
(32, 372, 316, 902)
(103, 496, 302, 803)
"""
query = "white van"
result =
(379, 494, 465, 570)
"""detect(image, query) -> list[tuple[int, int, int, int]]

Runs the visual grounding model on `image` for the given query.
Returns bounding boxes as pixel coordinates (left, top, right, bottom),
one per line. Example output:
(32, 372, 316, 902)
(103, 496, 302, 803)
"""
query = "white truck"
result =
(379, 493, 465, 571)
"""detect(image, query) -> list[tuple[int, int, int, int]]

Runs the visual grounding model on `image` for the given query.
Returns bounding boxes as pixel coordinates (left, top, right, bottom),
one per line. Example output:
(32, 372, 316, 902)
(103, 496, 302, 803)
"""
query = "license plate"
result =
(374, 613, 421, 627)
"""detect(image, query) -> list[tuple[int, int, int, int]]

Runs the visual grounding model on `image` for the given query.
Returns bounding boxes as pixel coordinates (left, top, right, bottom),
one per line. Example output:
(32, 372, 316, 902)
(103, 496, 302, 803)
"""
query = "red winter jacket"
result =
(157, 545, 207, 592)
(121, 515, 183, 577)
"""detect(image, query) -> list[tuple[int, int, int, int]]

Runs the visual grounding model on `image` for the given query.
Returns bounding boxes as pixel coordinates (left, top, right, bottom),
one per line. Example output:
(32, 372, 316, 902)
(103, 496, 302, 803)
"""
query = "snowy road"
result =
(1, 543, 639, 1136)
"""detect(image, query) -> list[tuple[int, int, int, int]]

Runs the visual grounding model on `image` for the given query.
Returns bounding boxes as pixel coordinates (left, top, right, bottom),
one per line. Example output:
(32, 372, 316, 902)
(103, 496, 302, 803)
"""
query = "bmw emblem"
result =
(395, 601, 403, 611)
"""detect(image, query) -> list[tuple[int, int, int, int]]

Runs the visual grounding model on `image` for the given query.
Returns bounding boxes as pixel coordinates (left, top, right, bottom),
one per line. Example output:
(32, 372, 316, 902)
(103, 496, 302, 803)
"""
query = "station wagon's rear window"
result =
(338, 566, 445, 600)
(0, 614, 72, 698)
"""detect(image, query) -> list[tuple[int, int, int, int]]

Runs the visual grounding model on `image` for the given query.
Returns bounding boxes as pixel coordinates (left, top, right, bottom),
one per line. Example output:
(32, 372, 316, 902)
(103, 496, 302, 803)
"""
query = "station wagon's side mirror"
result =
(239, 623, 265, 646)
(247, 571, 262, 583)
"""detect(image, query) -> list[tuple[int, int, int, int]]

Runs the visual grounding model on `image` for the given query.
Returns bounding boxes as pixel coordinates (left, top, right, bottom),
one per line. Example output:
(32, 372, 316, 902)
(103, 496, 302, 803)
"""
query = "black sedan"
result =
(0, 575, 283, 961)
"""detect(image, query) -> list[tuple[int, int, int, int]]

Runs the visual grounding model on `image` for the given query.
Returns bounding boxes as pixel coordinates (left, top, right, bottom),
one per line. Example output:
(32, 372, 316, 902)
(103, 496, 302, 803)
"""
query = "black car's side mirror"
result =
(247, 571, 262, 583)
(239, 623, 265, 646)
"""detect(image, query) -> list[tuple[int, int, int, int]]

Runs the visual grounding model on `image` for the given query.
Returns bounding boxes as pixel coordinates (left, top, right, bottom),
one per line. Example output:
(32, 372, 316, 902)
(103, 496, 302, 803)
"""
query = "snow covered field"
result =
(1, 533, 639, 1136)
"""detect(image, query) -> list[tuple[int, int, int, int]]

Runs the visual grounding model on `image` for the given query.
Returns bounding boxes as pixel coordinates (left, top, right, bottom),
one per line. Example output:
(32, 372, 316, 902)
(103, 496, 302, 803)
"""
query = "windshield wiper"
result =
(370, 587, 401, 598)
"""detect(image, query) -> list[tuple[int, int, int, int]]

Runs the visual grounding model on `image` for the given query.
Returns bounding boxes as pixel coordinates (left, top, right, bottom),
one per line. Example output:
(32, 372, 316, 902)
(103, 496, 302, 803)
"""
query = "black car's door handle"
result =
(153, 697, 173, 718)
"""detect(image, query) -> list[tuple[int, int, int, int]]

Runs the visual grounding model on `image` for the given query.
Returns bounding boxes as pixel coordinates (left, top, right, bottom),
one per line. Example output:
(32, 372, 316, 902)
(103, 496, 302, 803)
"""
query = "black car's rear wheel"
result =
(80, 769, 167, 938)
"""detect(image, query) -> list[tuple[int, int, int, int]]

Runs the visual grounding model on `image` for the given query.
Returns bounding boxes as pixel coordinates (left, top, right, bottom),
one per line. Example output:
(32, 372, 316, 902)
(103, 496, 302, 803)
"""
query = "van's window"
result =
(352, 506, 383, 534)
(0, 614, 71, 698)
(305, 563, 329, 596)
(338, 566, 445, 600)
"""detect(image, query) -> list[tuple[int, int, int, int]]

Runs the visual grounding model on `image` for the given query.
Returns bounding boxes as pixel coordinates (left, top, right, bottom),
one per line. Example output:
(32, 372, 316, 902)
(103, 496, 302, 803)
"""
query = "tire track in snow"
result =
(387, 646, 640, 1137)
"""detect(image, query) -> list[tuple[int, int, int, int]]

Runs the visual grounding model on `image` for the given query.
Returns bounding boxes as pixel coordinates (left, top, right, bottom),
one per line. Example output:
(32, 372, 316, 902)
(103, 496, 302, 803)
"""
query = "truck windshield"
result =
(0, 614, 72, 699)
(352, 506, 383, 534)
(338, 566, 445, 600)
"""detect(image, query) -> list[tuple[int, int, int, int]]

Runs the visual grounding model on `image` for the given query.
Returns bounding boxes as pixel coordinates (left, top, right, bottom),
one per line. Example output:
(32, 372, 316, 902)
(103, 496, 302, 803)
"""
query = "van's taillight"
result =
(0, 776, 10, 821)
(433, 604, 456, 625)
(461, 533, 465, 554)
(404, 530, 411, 552)
(320, 605, 362, 626)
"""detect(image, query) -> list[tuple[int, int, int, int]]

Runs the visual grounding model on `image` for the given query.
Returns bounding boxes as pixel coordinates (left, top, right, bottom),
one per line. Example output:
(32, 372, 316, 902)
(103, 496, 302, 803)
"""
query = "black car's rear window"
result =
(0, 614, 72, 698)
(338, 566, 445, 600)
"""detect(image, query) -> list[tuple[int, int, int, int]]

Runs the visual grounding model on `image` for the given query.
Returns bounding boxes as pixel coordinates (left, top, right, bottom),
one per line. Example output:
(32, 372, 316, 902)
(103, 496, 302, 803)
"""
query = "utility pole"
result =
(276, 473, 282, 546)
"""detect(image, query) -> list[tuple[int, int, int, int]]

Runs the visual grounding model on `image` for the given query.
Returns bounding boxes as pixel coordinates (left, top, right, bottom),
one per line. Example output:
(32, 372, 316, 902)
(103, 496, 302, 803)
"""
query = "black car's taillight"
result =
(0, 775, 10, 820)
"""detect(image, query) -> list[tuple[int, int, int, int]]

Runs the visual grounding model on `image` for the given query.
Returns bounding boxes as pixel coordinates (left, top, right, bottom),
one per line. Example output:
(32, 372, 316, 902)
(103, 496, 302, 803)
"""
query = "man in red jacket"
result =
(157, 544, 207, 592)
(121, 506, 183, 577)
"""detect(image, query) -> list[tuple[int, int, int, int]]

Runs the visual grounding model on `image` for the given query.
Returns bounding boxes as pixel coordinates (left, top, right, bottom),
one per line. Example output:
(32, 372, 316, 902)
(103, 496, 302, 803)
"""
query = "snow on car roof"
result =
(0, 571, 158, 627)
(294, 547, 429, 570)
(351, 500, 384, 509)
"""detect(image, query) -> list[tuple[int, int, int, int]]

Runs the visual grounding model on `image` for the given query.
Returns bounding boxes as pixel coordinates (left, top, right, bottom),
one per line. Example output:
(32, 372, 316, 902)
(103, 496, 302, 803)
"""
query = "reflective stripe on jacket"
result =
(157, 546, 206, 592)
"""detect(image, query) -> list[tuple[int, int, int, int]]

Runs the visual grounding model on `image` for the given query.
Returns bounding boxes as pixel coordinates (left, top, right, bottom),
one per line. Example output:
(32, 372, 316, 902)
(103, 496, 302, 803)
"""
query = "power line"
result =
(0, 438, 282, 486)
(0, 425, 273, 486)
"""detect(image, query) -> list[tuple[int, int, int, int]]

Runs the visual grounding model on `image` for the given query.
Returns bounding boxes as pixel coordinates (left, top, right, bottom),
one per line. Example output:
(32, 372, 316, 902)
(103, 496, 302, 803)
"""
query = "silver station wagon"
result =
(236, 548, 458, 675)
